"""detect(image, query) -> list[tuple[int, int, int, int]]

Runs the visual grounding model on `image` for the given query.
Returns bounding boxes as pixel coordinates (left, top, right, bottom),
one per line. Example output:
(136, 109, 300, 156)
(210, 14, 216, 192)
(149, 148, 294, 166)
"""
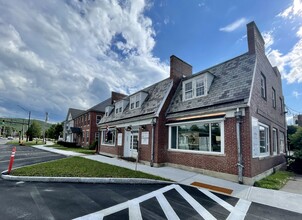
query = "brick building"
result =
(98, 22, 287, 184)
(63, 108, 85, 142)
(64, 92, 126, 147)
(293, 115, 302, 127)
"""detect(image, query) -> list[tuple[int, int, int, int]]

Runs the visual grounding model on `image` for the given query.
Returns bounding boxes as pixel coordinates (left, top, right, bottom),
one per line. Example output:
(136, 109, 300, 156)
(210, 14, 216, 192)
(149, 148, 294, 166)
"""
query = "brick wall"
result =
(248, 33, 287, 177)
(164, 117, 250, 176)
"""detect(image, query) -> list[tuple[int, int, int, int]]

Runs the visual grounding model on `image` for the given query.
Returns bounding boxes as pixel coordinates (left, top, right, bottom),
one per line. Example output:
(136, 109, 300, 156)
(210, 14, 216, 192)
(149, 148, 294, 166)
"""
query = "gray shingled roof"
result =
(67, 108, 85, 120)
(88, 98, 112, 112)
(100, 78, 173, 125)
(167, 53, 256, 118)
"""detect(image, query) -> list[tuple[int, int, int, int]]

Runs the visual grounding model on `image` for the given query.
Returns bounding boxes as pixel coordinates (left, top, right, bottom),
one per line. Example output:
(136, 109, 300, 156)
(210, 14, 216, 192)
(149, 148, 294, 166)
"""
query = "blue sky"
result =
(0, 0, 301, 123)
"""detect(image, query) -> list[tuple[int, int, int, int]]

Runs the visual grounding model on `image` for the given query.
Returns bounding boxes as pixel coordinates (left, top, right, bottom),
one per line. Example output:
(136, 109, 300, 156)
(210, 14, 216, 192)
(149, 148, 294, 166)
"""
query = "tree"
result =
(26, 121, 41, 141)
(46, 123, 63, 140)
(290, 126, 302, 150)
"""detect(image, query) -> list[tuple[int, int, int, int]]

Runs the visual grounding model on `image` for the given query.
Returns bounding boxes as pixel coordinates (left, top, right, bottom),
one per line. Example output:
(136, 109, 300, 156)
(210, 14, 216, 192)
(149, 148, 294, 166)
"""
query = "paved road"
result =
(1, 143, 302, 219)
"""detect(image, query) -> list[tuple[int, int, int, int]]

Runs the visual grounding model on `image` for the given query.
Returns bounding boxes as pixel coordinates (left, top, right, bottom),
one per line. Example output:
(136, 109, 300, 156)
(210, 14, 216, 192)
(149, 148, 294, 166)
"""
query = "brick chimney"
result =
(170, 55, 192, 84)
(247, 21, 265, 55)
(111, 91, 127, 104)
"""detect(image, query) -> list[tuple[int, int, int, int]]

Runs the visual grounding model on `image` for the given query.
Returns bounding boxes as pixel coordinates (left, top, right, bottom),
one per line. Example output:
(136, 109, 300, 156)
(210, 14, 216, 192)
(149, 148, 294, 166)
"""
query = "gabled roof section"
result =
(66, 108, 85, 121)
(100, 78, 173, 125)
(167, 53, 256, 117)
(88, 98, 112, 112)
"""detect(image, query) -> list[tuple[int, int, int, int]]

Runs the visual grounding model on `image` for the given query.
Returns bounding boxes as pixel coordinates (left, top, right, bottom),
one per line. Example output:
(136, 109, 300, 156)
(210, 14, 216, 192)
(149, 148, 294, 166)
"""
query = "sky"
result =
(0, 0, 301, 124)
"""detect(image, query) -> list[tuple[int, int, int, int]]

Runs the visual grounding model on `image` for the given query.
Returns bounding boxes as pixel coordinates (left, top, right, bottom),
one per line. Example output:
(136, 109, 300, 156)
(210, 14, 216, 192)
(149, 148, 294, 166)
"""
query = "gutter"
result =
(150, 118, 157, 167)
(235, 108, 244, 184)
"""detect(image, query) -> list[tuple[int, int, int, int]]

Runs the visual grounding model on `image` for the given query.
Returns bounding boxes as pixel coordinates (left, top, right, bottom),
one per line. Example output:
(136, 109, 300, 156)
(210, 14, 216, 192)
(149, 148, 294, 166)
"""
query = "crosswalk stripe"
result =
(156, 193, 180, 220)
(226, 199, 251, 220)
(198, 188, 234, 212)
(128, 201, 143, 220)
(74, 184, 176, 220)
(174, 185, 216, 220)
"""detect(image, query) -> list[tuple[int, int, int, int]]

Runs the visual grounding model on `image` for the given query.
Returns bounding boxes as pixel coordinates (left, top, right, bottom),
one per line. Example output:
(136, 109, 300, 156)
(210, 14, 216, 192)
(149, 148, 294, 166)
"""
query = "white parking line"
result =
(174, 185, 216, 220)
(156, 193, 180, 220)
(226, 199, 251, 220)
(199, 188, 235, 212)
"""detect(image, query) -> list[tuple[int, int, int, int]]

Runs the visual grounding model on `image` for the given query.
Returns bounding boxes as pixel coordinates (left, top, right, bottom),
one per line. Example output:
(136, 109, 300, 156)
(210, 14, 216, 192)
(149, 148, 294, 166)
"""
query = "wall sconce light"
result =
(126, 125, 132, 131)
(140, 125, 146, 130)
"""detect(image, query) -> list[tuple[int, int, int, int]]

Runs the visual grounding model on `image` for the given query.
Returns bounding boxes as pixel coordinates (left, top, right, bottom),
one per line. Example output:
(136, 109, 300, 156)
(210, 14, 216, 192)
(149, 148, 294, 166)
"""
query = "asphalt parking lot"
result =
(0, 143, 66, 172)
(1, 143, 302, 219)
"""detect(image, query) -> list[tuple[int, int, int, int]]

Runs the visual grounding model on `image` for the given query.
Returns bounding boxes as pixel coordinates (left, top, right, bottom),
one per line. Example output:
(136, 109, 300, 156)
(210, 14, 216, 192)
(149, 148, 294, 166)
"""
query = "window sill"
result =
(101, 143, 116, 147)
(168, 148, 225, 156)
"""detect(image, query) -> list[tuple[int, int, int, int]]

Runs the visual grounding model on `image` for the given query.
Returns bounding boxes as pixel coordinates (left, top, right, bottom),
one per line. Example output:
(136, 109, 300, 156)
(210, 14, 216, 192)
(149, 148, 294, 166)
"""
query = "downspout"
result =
(235, 108, 244, 184)
(150, 118, 157, 167)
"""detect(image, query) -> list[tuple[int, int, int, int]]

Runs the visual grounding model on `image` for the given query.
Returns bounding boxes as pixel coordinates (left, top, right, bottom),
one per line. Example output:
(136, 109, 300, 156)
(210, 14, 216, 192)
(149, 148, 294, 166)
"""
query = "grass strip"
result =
(254, 171, 293, 190)
(7, 140, 45, 146)
(46, 144, 95, 155)
(10, 157, 169, 181)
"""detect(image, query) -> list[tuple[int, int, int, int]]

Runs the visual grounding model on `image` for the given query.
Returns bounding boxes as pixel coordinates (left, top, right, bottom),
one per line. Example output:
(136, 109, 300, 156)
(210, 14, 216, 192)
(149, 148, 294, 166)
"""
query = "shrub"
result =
(57, 141, 80, 148)
(288, 149, 302, 174)
(88, 141, 97, 150)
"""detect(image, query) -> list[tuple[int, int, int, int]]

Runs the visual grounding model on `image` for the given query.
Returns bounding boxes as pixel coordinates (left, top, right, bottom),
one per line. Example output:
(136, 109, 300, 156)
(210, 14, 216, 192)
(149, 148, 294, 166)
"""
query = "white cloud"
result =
(297, 26, 302, 37)
(219, 18, 248, 32)
(267, 0, 302, 84)
(278, 0, 302, 19)
(0, 0, 169, 121)
(293, 90, 302, 98)
(262, 31, 274, 49)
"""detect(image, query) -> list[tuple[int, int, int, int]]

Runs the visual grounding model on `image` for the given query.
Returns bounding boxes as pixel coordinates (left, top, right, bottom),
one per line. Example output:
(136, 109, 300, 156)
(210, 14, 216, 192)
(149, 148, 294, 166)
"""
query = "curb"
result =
(1, 171, 172, 184)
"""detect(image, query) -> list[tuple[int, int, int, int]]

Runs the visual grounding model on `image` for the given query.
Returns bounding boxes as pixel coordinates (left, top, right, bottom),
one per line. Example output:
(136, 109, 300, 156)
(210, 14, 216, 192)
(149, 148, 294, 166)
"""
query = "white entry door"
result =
(130, 131, 139, 158)
(123, 130, 138, 158)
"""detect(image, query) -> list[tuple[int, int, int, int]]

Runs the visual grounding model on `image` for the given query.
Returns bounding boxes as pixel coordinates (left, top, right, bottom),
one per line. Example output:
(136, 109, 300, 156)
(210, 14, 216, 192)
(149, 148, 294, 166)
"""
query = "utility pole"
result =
(43, 112, 48, 144)
(18, 105, 31, 142)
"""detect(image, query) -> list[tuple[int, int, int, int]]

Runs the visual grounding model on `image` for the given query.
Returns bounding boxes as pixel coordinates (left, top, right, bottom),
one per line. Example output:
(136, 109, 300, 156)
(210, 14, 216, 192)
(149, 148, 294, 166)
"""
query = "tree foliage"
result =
(26, 121, 41, 140)
(46, 123, 63, 140)
(289, 126, 302, 150)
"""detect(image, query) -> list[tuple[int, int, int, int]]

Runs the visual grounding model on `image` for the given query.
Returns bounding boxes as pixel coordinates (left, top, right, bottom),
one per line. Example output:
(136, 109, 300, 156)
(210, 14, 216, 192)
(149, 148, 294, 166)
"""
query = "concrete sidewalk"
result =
(30, 145, 302, 214)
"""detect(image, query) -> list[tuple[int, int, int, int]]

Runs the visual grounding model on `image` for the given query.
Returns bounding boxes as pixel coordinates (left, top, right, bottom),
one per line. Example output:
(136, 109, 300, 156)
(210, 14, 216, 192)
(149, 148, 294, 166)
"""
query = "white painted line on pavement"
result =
(156, 193, 180, 220)
(30, 186, 55, 220)
(128, 201, 143, 220)
(226, 199, 251, 220)
(199, 188, 234, 212)
(174, 185, 216, 220)
(74, 184, 176, 220)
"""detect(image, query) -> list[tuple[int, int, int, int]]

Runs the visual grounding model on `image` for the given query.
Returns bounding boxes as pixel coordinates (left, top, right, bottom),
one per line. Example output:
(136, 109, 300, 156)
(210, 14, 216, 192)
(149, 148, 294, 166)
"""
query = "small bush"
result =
(88, 141, 97, 150)
(57, 141, 80, 148)
(254, 171, 293, 190)
(287, 150, 302, 174)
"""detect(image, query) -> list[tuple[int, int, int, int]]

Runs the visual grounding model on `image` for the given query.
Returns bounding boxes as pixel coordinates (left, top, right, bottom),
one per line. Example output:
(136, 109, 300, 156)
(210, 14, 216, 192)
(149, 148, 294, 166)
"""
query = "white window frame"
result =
(279, 131, 285, 154)
(272, 88, 276, 108)
(260, 73, 266, 99)
(183, 76, 207, 101)
(96, 115, 102, 124)
(272, 128, 277, 155)
(130, 94, 141, 110)
(168, 119, 224, 155)
(86, 131, 89, 143)
(259, 123, 269, 157)
(101, 128, 116, 146)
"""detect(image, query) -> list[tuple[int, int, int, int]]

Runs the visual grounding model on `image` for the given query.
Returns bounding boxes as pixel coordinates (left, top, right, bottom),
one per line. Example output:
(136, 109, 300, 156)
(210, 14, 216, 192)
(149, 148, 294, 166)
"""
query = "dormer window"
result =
(105, 106, 114, 117)
(115, 100, 129, 115)
(183, 73, 213, 101)
(130, 92, 148, 110)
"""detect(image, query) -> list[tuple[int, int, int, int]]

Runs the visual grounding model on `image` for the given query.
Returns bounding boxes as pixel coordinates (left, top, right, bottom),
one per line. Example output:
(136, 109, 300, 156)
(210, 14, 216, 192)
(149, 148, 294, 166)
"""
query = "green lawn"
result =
(6, 139, 45, 146)
(10, 157, 169, 181)
(46, 144, 96, 155)
(254, 171, 293, 190)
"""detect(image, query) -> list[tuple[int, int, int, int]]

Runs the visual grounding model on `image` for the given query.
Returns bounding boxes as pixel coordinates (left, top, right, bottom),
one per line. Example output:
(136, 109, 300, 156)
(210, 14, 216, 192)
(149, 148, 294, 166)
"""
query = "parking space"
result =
(0, 144, 66, 172)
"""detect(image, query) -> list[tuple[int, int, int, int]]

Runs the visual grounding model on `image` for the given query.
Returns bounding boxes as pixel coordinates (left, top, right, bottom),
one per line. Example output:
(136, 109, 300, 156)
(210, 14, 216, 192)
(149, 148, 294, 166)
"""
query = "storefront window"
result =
(259, 124, 269, 155)
(101, 128, 116, 145)
(169, 121, 223, 153)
